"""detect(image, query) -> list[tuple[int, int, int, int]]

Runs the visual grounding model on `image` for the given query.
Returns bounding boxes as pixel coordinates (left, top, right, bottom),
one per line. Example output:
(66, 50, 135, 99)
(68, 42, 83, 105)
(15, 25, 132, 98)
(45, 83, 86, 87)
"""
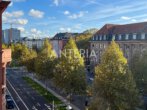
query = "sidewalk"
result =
(27, 74, 81, 110)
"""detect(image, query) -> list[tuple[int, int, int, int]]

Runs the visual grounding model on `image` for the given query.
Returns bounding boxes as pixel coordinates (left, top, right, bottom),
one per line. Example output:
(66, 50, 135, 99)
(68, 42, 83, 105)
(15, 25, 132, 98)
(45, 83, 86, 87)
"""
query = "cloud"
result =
(3, 11, 24, 18)
(2, 11, 27, 25)
(64, 10, 70, 15)
(13, 11, 24, 17)
(17, 27, 25, 32)
(13, 0, 26, 2)
(29, 9, 44, 18)
(5, 0, 26, 2)
(68, 11, 88, 19)
(143, 19, 147, 22)
(131, 19, 137, 22)
(59, 27, 71, 32)
(121, 16, 131, 20)
(9, 2, 13, 7)
(31, 28, 42, 34)
(121, 16, 137, 22)
(53, 0, 59, 6)
(16, 19, 28, 25)
(3, 18, 28, 25)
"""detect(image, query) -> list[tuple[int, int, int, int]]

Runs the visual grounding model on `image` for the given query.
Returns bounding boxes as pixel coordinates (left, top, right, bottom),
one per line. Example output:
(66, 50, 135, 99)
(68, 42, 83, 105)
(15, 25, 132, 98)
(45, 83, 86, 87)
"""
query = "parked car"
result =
(5, 95, 15, 109)
(5, 95, 12, 101)
(6, 99, 15, 109)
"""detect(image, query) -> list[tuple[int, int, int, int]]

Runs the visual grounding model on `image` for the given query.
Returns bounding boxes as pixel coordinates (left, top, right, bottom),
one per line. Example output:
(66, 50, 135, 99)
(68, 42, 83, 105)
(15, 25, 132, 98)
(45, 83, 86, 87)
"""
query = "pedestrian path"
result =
(28, 75, 80, 110)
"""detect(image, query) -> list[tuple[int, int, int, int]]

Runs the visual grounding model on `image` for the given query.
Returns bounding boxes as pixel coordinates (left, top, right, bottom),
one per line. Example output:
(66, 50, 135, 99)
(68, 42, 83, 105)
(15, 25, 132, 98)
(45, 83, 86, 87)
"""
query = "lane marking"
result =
(44, 104, 51, 110)
(32, 106, 38, 110)
(7, 88, 20, 110)
(7, 79, 29, 110)
(36, 103, 41, 106)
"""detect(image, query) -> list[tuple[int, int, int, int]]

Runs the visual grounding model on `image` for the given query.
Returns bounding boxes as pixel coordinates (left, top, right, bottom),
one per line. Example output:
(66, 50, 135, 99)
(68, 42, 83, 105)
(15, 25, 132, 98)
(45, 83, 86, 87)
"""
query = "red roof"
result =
(96, 22, 147, 35)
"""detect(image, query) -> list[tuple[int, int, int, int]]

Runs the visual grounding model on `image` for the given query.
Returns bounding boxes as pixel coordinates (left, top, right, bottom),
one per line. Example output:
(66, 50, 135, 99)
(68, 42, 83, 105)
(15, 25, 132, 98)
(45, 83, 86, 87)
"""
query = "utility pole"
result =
(0, 1, 10, 110)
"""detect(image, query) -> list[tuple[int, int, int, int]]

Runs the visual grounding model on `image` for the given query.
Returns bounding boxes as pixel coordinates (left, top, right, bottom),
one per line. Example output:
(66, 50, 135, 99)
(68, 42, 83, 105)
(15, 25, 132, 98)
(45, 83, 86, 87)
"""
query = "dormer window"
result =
(133, 33, 137, 40)
(126, 34, 129, 40)
(141, 33, 145, 39)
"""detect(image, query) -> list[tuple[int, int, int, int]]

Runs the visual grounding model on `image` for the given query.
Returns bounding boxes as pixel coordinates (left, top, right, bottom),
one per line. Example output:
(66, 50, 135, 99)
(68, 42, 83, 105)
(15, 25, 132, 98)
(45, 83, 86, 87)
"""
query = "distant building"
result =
(90, 22, 147, 67)
(21, 38, 45, 50)
(50, 32, 78, 57)
(2, 28, 21, 44)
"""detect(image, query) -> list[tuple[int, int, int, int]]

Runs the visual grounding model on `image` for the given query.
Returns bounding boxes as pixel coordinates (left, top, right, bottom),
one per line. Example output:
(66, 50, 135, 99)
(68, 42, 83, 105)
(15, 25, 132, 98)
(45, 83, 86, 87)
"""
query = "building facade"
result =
(2, 28, 21, 44)
(21, 38, 45, 50)
(51, 32, 78, 57)
(90, 22, 147, 66)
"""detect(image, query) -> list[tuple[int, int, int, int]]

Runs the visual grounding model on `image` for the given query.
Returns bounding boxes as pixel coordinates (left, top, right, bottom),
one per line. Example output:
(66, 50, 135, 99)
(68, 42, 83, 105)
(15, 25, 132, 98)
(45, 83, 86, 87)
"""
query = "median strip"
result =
(23, 77, 66, 110)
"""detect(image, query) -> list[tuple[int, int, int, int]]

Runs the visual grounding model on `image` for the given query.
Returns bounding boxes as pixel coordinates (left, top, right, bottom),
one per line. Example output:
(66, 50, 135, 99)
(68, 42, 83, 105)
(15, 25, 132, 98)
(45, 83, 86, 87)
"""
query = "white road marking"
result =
(36, 103, 41, 106)
(7, 79, 29, 110)
(32, 106, 38, 110)
(7, 88, 20, 110)
(44, 104, 51, 110)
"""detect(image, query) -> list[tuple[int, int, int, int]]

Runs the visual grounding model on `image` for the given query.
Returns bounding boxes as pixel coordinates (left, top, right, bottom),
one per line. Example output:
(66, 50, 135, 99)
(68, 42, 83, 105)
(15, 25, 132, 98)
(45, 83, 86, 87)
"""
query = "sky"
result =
(2, 0, 147, 38)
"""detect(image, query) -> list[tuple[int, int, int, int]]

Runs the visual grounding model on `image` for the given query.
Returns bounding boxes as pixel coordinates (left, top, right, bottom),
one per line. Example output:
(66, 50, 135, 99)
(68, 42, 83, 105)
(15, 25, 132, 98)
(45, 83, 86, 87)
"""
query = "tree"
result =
(25, 50, 37, 72)
(10, 43, 31, 66)
(130, 51, 147, 94)
(35, 39, 56, 79)
(89, 41, 139, 110)
(2, 44, 8, 49)
(54, 37, 86, 95)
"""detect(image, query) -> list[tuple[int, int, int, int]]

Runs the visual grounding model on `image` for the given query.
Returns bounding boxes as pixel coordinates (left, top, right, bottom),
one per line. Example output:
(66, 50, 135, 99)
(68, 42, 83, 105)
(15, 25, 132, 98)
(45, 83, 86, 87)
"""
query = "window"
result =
(99, 44, 102, 48)
(92, 36, 95, 40)
(100, 35, 102, 40)
(96, 36, 99, 40)
(126, 34, 129, 40)
(141, 33, 145, 39)
(103, 35, 106, 40)
(113, 35, 115, 40)
(133, 33, 137, 40)
(119, 34, 121, 40)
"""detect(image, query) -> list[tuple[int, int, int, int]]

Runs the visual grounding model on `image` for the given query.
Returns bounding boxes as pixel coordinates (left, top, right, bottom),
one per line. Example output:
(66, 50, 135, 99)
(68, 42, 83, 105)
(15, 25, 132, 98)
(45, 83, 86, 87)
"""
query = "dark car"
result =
(5, 95, 12, 101)
(6, 100, 15, 109)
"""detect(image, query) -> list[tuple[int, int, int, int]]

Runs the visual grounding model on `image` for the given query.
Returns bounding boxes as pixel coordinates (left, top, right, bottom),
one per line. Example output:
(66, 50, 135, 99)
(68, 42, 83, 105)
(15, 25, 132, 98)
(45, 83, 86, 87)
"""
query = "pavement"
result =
(6, 68, 52, 110)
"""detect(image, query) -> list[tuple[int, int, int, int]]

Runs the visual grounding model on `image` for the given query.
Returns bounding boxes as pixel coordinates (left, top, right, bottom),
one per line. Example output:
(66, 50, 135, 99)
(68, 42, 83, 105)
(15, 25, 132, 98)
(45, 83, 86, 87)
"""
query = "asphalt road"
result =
(6, 68, 52, 110)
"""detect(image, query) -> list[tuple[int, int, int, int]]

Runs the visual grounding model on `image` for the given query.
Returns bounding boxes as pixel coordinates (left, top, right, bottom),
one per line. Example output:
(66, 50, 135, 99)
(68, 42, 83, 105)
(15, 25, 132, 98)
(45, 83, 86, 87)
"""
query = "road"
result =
(6, 68, 52, 110)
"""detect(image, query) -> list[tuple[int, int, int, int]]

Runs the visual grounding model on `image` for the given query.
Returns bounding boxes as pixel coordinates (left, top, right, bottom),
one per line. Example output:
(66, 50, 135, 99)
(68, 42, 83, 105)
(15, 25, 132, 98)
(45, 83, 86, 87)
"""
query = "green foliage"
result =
(35, 39, 56, 79)
(54, 38, 86, 95)
(25, 50, 37, 72)
(130, 51, 147, 94)
(2, 44, 8, 49)
(90, 41, 140, 110)
(10, 43, 37, 68)
(76, 33, 92, 49)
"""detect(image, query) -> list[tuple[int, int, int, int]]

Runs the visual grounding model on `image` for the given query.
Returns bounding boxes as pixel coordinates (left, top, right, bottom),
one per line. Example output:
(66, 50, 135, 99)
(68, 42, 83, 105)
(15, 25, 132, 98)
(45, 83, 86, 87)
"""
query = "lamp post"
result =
(0, 1, 10, 110)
